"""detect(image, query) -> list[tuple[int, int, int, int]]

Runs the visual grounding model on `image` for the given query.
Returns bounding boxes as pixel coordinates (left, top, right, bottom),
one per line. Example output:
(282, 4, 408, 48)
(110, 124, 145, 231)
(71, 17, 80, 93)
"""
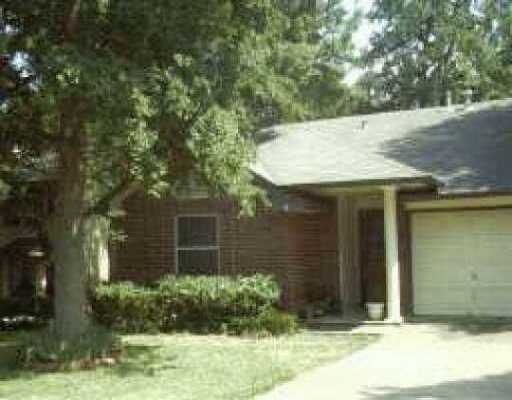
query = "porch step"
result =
(304, 317, 401, 332)
(305, 321, 359, 332)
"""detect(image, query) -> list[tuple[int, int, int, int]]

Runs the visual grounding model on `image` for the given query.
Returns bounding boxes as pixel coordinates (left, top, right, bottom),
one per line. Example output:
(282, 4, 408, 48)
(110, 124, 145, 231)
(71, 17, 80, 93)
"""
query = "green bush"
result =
(16, 325, 121, 370)
(91, 274, 284, 334)
(157, 274, 280, 332)
(227, 308, 299, 336)
(91, 282, 161, 333)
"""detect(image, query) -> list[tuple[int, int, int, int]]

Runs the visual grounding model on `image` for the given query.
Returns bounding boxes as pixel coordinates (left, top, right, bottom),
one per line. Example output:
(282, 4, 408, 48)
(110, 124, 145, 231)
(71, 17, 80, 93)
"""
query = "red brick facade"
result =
(110, 192, 339, 309)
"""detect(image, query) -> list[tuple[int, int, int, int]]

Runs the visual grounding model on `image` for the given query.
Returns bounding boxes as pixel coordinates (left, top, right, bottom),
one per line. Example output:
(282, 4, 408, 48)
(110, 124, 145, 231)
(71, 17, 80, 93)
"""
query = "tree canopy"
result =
(0, 0, 361, 340)
(364, 0, 512, 109)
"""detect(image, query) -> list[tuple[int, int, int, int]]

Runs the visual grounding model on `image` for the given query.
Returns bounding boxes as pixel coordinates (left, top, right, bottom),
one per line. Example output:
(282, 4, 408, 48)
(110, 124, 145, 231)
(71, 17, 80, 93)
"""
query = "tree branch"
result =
(86, 179, 140, 217)
(63, 0, 82, 41)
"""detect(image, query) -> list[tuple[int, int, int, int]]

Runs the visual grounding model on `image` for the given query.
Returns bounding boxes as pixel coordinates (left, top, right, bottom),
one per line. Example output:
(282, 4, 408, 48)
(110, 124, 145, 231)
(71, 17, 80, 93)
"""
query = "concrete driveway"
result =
(258, 322, 512, 400)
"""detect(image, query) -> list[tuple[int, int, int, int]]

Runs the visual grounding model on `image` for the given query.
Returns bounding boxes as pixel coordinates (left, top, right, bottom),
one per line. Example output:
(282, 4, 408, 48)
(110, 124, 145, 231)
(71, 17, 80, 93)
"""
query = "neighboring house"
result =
(0, 180, 53, 304)
(0, 225, 50, 304)
(111, 98, 512, 321)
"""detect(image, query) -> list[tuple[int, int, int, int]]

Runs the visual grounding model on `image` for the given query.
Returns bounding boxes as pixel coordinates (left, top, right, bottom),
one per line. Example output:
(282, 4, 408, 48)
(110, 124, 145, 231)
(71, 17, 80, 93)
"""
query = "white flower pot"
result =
(366, 302, 385, 321)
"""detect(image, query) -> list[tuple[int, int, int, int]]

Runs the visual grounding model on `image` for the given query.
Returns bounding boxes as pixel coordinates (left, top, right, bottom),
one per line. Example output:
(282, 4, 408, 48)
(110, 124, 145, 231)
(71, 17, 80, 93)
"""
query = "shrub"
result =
(91, 274, 283, 334)
(90, 282, 161, 333)
(157, 274, 280, 332)
(16, 325, 121, 370)
(227, 308, 299, 336)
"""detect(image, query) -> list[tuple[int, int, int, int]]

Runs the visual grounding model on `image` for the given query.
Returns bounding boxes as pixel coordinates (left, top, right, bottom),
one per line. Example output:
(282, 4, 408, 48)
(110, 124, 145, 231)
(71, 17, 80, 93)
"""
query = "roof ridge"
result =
(265, 97, 512, 132)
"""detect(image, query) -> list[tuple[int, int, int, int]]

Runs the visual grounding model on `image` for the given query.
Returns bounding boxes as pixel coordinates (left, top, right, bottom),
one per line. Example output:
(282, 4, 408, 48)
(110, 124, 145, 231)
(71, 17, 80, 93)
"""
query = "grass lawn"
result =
(0, 332, 377, 400)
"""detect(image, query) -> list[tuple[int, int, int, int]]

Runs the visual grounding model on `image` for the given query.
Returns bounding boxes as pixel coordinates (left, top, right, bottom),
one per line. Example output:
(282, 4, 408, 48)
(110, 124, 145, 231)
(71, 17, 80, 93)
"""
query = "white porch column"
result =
(383, 186, 402, 323)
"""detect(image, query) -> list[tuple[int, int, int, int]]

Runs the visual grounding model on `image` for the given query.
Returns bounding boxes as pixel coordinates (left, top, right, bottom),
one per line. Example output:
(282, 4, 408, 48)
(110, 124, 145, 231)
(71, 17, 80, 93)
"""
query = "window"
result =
(175, 215, 219, 275)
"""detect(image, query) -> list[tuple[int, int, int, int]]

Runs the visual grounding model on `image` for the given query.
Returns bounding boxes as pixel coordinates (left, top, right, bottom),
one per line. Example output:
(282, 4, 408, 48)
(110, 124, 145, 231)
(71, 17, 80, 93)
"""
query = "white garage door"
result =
(412, 209, 512, 317)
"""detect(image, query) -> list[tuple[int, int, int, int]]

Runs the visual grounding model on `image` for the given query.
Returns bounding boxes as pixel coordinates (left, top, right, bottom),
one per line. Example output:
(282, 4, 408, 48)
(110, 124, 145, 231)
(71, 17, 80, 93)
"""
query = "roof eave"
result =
(276, 175, 440, 191)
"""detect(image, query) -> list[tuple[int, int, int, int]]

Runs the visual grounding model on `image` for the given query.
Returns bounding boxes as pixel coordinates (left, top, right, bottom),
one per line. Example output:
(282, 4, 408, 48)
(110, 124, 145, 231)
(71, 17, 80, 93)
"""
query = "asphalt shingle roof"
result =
(254, 99, 512, 194)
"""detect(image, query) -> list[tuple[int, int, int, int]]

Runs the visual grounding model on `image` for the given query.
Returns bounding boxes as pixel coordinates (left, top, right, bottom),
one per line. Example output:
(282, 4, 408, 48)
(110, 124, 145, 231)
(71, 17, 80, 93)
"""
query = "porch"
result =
(339, 187, 403, 323)
(305, 184, 414, 324)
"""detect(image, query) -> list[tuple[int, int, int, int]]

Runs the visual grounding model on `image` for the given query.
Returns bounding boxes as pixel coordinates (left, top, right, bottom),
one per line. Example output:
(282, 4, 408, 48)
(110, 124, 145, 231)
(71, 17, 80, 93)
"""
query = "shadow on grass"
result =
(0, 342, 179, 380)
(113, 343, 178, 377)
(0, 339, 21, 379)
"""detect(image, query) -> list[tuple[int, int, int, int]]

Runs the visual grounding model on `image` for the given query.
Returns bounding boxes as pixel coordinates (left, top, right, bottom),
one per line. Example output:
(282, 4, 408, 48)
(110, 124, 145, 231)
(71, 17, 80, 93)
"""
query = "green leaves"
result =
(365, 0, 512, 108)
(1, 0, 362, 219)
(92, 274, 282, 334)
(187, 106, 261, 213)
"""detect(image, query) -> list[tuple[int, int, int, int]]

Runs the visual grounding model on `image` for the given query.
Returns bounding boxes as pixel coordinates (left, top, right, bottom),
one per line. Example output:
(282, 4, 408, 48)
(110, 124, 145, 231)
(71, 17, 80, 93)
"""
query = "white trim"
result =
(174, 214, 221, 275)
(405, 195, 512, 211)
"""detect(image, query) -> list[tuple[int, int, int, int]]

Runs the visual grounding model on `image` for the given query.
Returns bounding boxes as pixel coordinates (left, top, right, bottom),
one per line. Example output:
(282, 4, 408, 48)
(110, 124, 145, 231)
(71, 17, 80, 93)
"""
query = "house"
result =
(112, 98, 512, 321)
(0, 183, 52, 307)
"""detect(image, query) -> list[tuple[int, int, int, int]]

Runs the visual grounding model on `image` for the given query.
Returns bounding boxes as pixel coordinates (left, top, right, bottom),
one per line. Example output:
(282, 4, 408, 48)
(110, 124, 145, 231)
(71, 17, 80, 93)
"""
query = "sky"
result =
(342, 0, 377, 84)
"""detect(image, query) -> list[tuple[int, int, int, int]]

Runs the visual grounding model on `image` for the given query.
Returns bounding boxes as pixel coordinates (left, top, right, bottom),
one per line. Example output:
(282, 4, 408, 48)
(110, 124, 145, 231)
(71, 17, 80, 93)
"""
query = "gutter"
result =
(276, 175, 439, 191)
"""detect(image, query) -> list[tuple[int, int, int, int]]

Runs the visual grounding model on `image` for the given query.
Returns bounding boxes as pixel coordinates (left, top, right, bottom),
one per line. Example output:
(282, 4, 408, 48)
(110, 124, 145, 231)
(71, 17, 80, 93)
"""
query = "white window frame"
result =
(174, 214, 221, 275)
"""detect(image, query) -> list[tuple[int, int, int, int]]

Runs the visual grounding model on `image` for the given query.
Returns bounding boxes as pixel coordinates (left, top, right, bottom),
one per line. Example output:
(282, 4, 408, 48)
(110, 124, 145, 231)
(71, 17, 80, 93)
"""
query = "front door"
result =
(360, 209, 386, 304)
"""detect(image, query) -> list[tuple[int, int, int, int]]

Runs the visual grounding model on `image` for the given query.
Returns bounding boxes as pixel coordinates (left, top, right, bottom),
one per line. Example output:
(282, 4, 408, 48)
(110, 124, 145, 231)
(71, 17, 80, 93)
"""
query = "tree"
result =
(0, 0, 361, 342)
(476, 0, 512, 99)
(0, 0, 305, 341)
(364, 0, 512, 109)
(242, 0, 361, 124)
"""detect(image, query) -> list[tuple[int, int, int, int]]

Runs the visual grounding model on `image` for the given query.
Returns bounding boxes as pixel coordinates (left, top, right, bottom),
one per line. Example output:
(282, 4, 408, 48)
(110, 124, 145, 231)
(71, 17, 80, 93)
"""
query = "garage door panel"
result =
(414, 287, 469, 303)
(413, 213, 470, 233)
(413, 253, 467, 268)
(414, 287, 471, 316)
(413, 245, 468, 268)
(414, 266, 469, 284)
(414, 305, 470, 316)
(476, 266, 512, 284)
(474, 233, 512, 244)
(474, 288, 512, 317)
(474, 247, 512, 262)
(412, 209, 512, 318)
(471, 211, 512, 233)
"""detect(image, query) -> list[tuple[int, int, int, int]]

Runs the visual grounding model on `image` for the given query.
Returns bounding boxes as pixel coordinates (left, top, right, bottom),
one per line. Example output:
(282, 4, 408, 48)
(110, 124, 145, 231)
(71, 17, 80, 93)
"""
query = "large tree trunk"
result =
(47, 205, 111, 341)
(47, 202, 90, 341)
(45, 139, 99, 341)
(45, 119, 114, 340)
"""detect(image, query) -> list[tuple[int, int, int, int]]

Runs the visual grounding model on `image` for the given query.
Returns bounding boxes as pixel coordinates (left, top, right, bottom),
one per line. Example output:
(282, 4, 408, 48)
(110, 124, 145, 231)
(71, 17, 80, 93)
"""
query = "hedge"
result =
(91, 274, 297, 335)
(90, 282, 161, 333)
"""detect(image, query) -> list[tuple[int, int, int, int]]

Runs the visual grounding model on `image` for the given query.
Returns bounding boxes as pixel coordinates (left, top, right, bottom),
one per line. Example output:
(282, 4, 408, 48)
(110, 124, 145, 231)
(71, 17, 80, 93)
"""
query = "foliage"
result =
(16, 325, 121, 370)
(91, 274, 283, 334)
(157, 274, 280, 332)
(269, 0, 363, 121)
(364, 0, 512, 109)
(0, 0, 361, 340)
(90, 283, 162, 333)
(227, 307, 298, 336)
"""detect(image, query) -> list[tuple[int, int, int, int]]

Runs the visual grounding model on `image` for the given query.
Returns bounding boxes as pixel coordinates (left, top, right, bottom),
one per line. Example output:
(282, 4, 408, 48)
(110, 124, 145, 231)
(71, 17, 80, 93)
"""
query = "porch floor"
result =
(305, 308, 401, 331)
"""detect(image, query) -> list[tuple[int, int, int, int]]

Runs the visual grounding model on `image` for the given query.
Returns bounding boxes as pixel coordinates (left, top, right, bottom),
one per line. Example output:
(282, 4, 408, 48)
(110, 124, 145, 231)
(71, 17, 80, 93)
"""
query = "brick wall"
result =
(111, 193, 339, 309)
